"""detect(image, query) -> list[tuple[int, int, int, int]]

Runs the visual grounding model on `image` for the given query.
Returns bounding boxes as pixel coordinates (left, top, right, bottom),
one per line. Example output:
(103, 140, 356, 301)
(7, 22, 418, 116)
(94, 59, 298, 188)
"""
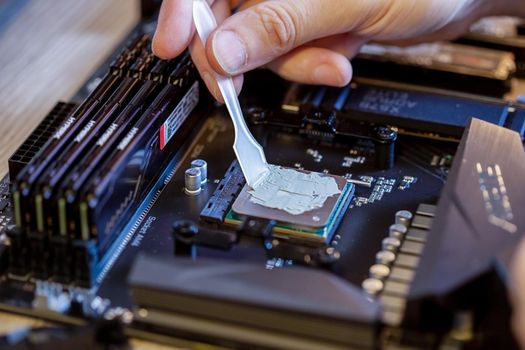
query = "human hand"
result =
(152, 0, 523, 102)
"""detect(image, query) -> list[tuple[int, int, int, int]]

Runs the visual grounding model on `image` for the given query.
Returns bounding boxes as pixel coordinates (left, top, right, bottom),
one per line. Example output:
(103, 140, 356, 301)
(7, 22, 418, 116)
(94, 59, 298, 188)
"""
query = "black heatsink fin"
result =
(405, 118, 525, 348)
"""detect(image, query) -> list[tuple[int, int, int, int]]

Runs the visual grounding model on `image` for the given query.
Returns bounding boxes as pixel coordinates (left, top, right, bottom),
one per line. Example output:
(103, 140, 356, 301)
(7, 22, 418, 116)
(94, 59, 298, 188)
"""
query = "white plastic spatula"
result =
(192, 0, 269, 188)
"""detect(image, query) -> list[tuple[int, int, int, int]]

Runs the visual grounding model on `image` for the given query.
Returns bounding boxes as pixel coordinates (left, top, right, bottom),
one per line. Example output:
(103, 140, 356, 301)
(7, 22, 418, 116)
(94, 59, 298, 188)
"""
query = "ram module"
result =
(33, 51, 157, 238)
(58, 62, 177, 239)
(59, 82, 162, 234)
(42, 80, 164, 282)
(12, 35, 150, 232)
(352, 42, 516, 97)
(68, 81, 200, 286)
(20, 78, 145, 279)
(43, 57, 190, 282)
(60, 57, 191, 235)
(33, 47, 153, 236)
(12, 73, 122, 231)
(456, 32, 525, 77)
(78, 76, 199, 255)
(243, 72, 525, 142)
(33, 77, 142, 237)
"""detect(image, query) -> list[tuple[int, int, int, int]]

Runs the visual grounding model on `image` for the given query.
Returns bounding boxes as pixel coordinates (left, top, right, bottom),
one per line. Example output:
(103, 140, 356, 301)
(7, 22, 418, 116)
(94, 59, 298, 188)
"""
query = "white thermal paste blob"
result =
(247, 165, 341, 215)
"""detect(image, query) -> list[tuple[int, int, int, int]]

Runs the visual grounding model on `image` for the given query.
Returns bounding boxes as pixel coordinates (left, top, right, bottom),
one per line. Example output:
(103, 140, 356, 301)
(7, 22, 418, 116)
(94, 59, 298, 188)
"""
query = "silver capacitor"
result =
(191, 159, 208, 184)
(389, 224, 408, 240)
(382, 237, 401, 252)
(395, 210, 413, 226)
(369, 264, 391, 280)
(184, 168, 202, 195)
(362, 278, 384, 296)
(376, 250, 396, 266)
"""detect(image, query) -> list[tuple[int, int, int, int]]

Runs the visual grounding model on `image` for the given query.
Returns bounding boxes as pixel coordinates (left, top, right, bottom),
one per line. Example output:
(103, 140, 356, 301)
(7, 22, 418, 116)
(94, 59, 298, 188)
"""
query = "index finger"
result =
(152, 0, 195, 59)
(152, 0, 243, 59)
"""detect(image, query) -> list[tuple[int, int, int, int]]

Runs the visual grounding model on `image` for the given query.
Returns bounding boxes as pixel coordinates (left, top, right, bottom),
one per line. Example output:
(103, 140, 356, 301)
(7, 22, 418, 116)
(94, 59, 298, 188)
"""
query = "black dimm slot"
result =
(11, 34, 150, 231)
(26, 78, 141, 279)
(35, 52, 157, 237)
(74, 76, 199, 286)
(48, 80, 165, 282)
(80, 70, 197, 251)
(12, 73, 123, 231)
(59, 79, 166, 237)
(35, 78, 143, 236)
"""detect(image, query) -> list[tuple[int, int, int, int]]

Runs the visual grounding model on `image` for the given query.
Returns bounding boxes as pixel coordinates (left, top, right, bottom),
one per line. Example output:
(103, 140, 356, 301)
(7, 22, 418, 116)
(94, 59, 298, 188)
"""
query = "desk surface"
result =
(0, 0, 138, 176)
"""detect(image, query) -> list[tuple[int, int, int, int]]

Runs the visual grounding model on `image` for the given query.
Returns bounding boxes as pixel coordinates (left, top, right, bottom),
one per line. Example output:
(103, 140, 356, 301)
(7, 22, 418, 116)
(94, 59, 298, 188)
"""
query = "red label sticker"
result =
(159, 81, 199, 150)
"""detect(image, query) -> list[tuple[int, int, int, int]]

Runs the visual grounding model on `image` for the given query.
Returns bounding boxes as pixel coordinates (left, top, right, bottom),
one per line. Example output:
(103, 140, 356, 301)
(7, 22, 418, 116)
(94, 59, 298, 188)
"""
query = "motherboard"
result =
(0, 2, 524, 349)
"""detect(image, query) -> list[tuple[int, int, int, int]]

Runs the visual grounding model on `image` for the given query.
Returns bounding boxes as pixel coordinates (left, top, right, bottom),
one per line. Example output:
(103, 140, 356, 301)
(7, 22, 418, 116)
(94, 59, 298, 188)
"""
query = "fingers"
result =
(308, 33, 368, 60)
(266, 46, 352, 87)
(204, 0, 491, 77)
(152, 0, 245, 59)
(190, 34, 244, 103)
(188, 0, 243, 102)
(153, 0, 482, 99)
(153, 0, 243, 102)
(205, 0, 364, 76)
(152, 0, 195, 59)
(265, 32, 367, 87)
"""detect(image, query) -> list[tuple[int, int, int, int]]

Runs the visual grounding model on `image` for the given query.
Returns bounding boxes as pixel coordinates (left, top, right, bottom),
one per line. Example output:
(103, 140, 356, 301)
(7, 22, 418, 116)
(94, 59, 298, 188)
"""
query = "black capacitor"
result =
(374, 126, 397, 170)
(172, 220, 198, 258)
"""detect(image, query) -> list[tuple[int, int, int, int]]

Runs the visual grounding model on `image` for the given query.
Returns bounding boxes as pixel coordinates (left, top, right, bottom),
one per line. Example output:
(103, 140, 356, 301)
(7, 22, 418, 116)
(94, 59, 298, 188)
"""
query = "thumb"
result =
(205, 0, 361, 75)
(204, 0, 486, 76)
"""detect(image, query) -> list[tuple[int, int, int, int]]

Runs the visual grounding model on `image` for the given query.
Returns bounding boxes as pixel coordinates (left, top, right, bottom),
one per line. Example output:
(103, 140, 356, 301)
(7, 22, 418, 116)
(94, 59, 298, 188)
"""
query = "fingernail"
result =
(312, 64, 339, 85)
(212, 30, 247, 74)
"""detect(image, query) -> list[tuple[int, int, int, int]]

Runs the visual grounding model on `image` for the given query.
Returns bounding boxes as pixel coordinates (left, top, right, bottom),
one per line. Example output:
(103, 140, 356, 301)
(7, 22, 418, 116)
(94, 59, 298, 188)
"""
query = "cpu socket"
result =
(227, 169, 354, 245)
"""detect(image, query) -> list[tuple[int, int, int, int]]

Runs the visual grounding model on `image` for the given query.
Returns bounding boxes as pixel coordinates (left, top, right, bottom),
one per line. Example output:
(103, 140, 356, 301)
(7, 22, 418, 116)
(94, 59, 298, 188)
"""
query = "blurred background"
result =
(0, 0, 138, 175)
